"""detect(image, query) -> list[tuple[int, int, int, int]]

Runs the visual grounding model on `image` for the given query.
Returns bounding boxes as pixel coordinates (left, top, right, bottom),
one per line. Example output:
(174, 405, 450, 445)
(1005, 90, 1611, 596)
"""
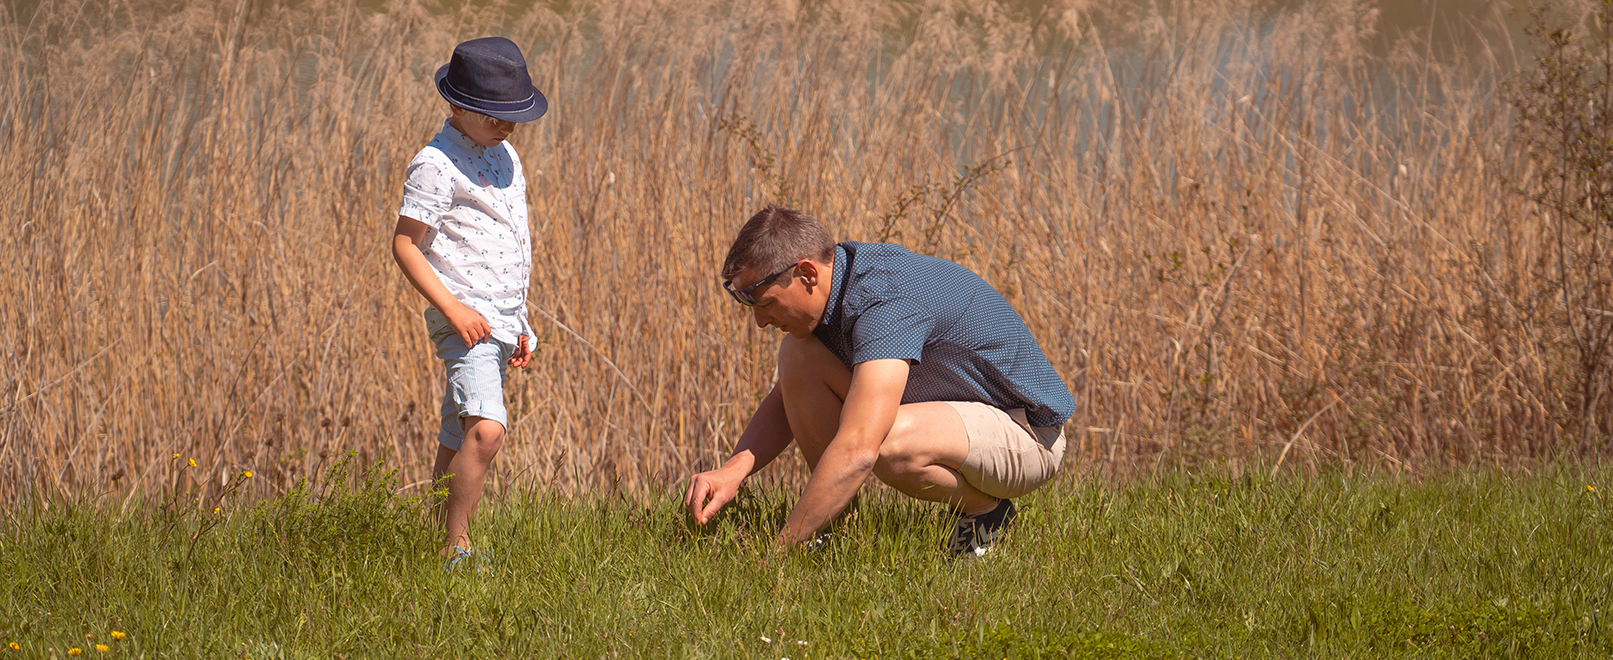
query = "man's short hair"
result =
(721, 205, 836, 282)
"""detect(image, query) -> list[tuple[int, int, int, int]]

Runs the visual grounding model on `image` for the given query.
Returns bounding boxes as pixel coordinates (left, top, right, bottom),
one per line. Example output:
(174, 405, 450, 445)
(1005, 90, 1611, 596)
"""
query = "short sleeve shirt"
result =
(398, 119, 536, 345)
(813, 242, 1076, 428)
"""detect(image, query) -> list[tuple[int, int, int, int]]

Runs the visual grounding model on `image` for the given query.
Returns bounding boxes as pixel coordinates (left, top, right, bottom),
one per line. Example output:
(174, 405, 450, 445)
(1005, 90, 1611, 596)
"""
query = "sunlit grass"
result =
(2, 466, 1608, 657)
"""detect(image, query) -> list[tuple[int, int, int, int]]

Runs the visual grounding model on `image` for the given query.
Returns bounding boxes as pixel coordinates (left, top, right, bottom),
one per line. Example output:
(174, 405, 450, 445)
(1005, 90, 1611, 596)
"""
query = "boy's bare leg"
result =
(431, 416, 505, 552)
(777, 336, 997, 514)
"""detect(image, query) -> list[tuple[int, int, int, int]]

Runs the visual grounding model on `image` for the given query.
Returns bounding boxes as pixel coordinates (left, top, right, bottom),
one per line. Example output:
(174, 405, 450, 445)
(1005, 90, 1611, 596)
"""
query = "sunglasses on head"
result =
(722, 263, 797, 306)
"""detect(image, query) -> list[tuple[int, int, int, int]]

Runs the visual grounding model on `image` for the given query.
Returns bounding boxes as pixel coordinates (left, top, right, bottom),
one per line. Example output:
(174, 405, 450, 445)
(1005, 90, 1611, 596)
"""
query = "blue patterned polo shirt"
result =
(812, 242, 1075, 428)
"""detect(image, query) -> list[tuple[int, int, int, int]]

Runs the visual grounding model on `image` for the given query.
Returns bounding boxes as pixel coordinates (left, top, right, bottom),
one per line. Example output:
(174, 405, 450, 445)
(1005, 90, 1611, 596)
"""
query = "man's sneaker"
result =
(804, 531, 833, 553)
(948, 499, 1017, 558)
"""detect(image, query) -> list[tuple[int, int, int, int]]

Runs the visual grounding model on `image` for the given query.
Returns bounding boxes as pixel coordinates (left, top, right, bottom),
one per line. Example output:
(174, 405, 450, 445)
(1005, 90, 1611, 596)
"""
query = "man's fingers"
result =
(698, 484, 733, 524)
(698, 492, 729, 525)
(684, 478, 708, 518)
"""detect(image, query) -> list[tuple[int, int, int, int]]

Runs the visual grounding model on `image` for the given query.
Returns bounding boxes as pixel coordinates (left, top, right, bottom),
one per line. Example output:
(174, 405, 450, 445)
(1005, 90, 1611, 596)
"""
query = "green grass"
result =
(2, 465, 1610, 658)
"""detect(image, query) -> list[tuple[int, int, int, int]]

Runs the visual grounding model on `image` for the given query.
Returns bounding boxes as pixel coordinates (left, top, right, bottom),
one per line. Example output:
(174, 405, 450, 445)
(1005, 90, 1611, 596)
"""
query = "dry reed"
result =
(0, 0, 1602, 509)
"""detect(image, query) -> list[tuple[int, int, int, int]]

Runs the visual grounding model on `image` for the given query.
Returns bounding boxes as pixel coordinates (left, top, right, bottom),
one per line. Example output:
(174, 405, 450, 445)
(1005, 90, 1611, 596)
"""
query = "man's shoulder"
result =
(842, 242, 973, 287)
(834, 243, 940, 319)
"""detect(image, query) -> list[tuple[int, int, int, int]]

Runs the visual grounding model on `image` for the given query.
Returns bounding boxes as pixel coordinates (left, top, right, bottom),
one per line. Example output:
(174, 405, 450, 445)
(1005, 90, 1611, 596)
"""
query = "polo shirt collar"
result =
(441, 118, 487, 154)
(818, 243, 849, 328)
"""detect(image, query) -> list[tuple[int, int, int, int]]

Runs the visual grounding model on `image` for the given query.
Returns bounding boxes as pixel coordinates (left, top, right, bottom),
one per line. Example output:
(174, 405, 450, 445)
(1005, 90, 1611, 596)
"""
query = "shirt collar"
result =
(440, 117, 487, 154)
(818, 243, 849, 329)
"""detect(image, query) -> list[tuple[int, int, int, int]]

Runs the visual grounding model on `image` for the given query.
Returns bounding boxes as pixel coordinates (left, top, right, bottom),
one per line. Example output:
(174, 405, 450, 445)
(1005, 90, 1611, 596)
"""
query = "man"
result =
(684, 206, 1076, 557)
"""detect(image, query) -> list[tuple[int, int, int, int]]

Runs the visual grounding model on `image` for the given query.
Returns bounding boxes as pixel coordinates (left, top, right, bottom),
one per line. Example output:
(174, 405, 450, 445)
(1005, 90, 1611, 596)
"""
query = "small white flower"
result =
(760, 636, 771, 644)
(797, 640, 808, 646)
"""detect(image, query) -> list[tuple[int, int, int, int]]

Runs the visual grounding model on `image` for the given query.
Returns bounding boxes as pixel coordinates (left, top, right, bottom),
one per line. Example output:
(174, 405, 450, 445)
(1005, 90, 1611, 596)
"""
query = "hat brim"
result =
(434, 63, 548, 123)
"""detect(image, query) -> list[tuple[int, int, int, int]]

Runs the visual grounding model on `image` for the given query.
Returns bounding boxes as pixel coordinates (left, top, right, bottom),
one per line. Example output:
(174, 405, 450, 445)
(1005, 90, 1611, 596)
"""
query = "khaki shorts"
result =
(946, 401, 1066, 499)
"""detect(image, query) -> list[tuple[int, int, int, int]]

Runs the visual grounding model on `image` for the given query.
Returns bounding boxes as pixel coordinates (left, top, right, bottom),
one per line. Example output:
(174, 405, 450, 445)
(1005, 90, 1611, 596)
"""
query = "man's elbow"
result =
(843, 450, 879, 476)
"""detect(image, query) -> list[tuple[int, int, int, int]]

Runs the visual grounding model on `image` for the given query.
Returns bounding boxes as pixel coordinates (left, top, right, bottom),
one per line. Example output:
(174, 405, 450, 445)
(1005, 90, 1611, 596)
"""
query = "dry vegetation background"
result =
(1, 0, 1608, 508)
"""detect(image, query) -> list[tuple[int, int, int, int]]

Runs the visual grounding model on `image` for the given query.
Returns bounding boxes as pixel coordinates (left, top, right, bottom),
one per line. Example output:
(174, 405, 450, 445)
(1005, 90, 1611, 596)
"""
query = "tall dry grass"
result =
(0, 0, 1603, 509)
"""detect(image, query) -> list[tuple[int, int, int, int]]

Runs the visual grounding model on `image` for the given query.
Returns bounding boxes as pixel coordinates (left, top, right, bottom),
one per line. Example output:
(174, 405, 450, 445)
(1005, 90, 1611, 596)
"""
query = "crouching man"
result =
(684, 206, 1075, 557)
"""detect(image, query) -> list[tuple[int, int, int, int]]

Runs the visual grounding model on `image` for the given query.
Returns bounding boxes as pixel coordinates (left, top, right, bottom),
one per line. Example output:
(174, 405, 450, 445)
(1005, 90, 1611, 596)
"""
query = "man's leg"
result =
(873, 402, 999, 514)
(433, 417, 504, 551)
(776, 334, 850, 471)
(776, 335, 997, 514)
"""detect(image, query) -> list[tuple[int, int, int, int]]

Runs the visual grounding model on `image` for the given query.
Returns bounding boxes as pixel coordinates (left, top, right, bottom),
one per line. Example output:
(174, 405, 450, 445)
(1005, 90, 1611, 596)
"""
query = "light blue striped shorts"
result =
(432, 329, 516, 451)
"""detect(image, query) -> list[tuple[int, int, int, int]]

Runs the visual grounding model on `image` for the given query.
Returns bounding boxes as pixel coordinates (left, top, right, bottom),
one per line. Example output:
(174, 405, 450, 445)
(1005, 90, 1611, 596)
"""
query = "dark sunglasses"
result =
(722, 264, 797, 306)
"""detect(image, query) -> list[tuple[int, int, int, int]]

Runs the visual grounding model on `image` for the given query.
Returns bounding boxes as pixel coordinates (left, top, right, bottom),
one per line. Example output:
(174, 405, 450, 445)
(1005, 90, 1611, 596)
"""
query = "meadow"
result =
(3, 465, 1610, 657)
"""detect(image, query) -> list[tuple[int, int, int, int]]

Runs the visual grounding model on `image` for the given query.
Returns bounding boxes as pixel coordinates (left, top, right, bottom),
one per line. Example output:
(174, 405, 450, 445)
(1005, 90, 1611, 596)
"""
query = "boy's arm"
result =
(391, 216, 491, 348)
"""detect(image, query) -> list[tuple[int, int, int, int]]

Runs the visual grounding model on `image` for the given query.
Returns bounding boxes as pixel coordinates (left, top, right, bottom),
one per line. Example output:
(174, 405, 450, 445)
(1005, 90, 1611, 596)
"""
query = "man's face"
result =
(731, 261, 827, 339)
(451, 108, 517, 147)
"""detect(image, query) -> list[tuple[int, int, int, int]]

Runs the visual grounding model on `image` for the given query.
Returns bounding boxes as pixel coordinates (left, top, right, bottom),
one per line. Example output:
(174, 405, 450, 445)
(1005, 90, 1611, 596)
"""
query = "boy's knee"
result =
(461, 418, 506, 458)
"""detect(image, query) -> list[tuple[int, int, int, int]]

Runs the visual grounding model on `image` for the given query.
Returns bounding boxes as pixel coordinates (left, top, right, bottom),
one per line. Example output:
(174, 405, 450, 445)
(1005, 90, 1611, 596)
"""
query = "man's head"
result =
(721, 206, 837, 338)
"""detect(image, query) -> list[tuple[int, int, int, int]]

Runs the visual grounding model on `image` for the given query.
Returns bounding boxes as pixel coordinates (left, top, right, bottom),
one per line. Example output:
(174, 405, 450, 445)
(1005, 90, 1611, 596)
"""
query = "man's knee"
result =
(874, 411, 928, 476)
(776, 334, 850, 395)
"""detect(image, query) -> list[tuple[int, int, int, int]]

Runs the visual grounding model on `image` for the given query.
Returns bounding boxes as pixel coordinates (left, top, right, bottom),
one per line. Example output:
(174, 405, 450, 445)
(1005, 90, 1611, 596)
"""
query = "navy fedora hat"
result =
(435, 37, 547, 123)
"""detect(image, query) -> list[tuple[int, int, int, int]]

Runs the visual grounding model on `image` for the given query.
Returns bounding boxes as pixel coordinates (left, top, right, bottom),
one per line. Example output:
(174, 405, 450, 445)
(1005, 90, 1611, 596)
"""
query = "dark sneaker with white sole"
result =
(948, 498, 1017, 558)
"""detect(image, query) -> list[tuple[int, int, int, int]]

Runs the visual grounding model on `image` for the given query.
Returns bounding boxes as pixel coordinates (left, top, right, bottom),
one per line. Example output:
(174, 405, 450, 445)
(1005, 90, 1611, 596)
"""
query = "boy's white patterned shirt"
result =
(399, 119, 536, 346)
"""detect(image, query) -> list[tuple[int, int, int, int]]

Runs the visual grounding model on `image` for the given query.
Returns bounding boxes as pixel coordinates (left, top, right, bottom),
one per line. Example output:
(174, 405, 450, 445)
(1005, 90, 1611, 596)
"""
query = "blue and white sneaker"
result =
(443, 546, 492, 574)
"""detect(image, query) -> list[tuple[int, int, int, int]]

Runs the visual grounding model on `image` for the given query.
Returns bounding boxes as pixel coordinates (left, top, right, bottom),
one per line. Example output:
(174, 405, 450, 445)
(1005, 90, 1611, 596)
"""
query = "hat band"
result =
(442, 79, 537, 113)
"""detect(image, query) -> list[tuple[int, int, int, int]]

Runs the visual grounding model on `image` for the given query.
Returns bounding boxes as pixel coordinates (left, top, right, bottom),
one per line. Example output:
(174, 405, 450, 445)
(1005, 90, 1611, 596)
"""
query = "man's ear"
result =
(796, 259, 821, 286)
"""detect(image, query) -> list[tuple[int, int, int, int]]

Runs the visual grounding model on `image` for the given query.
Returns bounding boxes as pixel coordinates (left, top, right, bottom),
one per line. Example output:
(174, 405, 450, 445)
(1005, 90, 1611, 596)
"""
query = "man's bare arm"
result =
(777, 358, 908, 545)
(684, 385, 794, 524)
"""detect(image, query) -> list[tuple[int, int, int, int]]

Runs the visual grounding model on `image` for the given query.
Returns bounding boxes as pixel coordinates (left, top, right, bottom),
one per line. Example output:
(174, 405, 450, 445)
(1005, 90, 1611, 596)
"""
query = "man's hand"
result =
(509, 335, 532, 368)
(684, 465, 743, 525)
(445, 303, 491, 348)
(682, 386, 790, 526)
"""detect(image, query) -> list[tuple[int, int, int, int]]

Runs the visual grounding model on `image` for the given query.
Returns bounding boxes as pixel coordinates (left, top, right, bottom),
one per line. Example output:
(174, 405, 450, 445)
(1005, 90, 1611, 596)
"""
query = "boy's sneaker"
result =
(443, 546, 493, 575)
(948, 499, 1016, 558)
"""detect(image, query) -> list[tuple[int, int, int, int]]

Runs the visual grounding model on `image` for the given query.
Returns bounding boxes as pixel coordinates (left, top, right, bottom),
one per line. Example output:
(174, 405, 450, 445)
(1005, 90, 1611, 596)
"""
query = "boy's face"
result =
(450, 107, 517, 147)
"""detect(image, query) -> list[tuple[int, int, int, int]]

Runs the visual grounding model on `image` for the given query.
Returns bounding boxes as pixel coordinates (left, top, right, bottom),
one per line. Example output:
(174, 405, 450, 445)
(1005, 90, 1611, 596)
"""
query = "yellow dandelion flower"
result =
(213, 507, 221, 514)
(109, 632, 124, 640)
(188, 458, 196, 468)
(68, 648, 82, 656)
(171, 453, 179, 460)
(242, 470, 253, 478)
(94, 645, 108, 653)
(7, 641, 18, 650)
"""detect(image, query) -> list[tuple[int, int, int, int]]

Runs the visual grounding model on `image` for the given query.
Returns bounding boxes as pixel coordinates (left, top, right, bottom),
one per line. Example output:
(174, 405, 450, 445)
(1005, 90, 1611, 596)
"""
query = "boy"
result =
(391, 36, 547, 563)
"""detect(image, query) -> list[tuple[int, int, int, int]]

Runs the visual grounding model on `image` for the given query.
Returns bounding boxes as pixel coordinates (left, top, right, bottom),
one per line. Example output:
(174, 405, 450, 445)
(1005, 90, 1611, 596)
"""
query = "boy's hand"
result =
(508, 335, 532, 368)
(446, 303, 492, 348)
